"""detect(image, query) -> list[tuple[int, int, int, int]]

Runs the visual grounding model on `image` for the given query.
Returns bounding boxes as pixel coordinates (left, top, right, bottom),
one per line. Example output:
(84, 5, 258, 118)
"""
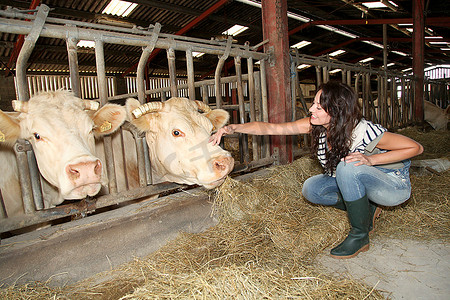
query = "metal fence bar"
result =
(66, 26, 81, 98)
(214, 37, 233, 108)
(167, 47, 178, 98)
(234, 56, 249, 164)
(186, 49, 195, 101)
(27, 150, 44, 211)
(253, 71, 262, 160)
(137, 23, 160, 103)
(0, 16, 267, 61)
(14, 140, 35, 214)
(15, 5, 49, 101)
(95, 39, 117, 194)
(259, 59, 270, 159)
(246, 53, 258, 162)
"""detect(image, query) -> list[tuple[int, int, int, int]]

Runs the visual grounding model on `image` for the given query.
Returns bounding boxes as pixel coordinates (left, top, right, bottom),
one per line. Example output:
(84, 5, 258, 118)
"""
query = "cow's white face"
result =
(126, 97, 234, 189)
(1, 91, 126, 203)
(21, 98, 100, 199)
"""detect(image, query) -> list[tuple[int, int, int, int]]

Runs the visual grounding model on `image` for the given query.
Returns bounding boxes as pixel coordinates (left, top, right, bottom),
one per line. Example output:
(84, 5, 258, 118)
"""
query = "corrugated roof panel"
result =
(0, 0, 446, 76)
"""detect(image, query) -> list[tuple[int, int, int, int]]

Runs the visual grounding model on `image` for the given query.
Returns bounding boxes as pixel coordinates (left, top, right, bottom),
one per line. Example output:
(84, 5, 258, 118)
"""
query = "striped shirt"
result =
(317, 119, 387, 175)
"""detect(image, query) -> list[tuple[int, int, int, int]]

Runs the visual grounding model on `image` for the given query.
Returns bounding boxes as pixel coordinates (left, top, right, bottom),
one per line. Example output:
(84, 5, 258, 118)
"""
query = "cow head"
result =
(126, 97, 234, 189)
(0, 90, 126, 204)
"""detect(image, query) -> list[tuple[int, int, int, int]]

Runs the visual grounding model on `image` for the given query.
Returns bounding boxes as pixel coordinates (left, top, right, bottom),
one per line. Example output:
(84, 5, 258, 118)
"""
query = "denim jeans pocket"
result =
(377, 159, 411, 189)
(386, 168, 411, 189)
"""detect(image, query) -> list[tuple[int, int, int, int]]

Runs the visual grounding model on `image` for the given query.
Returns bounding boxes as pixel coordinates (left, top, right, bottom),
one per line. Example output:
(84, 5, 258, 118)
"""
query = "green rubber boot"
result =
(333, 193, 381, 234)
(330, 195, 371, 259)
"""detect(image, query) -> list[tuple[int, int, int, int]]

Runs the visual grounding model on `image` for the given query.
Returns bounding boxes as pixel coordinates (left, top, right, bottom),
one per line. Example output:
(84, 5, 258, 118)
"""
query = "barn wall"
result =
(0, 76, 17, 111)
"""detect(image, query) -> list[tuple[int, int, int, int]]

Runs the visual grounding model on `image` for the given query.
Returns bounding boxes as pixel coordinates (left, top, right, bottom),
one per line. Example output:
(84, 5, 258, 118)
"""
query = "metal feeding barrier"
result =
(291, 50, 418, 130)
(0, 4, 273, 235)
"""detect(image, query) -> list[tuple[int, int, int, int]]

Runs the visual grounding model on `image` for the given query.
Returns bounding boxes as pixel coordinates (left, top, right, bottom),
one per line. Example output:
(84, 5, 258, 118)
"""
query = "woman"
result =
(209, 81, 423, 259)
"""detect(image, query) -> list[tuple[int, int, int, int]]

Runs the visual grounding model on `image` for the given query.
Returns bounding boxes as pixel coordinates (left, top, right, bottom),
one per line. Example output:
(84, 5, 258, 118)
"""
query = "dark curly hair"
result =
(310, 81, 362, 175)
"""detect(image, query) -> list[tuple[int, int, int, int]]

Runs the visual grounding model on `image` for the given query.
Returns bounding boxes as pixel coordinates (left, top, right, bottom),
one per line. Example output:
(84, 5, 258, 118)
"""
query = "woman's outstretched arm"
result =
(209, 117, 312, 145)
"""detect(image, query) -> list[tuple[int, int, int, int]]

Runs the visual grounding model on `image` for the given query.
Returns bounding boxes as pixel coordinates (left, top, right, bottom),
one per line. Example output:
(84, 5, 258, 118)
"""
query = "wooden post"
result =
(413, 0, 425, 122)
(261, 0, 292, 164)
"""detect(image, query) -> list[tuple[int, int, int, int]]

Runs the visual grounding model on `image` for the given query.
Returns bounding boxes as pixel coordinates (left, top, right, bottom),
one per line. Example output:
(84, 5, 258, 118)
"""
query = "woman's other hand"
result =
(342, 152, 374, 166)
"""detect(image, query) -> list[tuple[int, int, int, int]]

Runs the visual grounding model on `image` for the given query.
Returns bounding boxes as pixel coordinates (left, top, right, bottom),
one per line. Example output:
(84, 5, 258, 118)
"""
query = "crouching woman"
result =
(210, 81, 424, 259)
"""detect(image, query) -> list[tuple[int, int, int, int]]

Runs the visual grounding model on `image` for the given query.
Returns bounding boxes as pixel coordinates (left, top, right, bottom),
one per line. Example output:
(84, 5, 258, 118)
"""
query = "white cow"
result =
(125, 97, 234, 189)
(0, 90, 126, 217)
(424, 100, 449, 130)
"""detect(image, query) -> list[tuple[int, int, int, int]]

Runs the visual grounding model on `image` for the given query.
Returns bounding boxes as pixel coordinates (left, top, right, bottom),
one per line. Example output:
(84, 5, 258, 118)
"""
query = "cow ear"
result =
(92, 103, 126, 137)
(0, 110, 21, 146)
(205, 109, 229, 131)
(125, 98, 158, 132)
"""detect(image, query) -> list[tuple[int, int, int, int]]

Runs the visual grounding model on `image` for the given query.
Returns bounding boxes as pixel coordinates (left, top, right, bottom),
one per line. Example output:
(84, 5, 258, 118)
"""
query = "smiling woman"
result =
(210, 81, 424, 259)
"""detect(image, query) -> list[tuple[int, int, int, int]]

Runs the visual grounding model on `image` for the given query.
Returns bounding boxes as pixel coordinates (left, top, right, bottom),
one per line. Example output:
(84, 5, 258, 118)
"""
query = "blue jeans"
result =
(302, 160, 411, 206)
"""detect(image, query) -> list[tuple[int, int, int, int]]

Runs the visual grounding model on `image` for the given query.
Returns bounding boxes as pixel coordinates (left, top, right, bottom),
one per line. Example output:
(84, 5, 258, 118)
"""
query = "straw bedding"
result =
(1, 127, 448, 299)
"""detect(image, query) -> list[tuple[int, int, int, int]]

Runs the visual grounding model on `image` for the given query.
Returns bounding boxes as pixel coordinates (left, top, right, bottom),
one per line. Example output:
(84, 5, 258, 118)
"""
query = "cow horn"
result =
(132, 102, 164, 119)
(12, 100, 28, 113)
(83, 100, 100, 111)
(195, 100, 212, 113)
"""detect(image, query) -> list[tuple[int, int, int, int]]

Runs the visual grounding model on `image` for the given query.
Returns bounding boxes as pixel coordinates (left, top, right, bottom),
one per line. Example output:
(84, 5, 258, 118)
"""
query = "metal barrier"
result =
(424, 79, 450, 108)
(291, 50, 417, 128)
(0, 4, 271, 234)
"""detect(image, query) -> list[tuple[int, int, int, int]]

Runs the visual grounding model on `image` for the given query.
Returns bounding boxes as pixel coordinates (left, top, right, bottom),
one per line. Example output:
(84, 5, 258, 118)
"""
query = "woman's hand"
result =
(209, 125, 236, 145)
(342, 152, 374, 166)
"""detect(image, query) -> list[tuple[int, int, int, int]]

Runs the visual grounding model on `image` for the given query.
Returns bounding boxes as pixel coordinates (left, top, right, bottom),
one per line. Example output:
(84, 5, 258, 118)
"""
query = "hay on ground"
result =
(1, 127, 448, 299)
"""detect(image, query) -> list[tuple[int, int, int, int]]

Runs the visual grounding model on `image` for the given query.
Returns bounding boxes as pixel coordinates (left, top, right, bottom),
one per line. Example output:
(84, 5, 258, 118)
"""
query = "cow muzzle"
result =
(212, 156, 234, 174)
(64, 159, 103, 198)
(203, 155, 234, 189)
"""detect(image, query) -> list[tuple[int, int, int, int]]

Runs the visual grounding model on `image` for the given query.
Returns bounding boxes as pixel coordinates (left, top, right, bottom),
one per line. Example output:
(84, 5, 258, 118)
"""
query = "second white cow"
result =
(126, 97, 234, 189)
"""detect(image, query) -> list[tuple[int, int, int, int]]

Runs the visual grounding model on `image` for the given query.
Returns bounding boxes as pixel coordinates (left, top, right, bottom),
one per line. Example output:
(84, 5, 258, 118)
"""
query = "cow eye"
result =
(172, 129, 185, 137)
(33, 133, 41, 140)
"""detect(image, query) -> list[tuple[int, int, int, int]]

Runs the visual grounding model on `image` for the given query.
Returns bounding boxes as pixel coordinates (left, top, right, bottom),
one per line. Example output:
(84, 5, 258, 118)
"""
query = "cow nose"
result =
(66, 160, 102, 182)
(212, 156, 234, 174)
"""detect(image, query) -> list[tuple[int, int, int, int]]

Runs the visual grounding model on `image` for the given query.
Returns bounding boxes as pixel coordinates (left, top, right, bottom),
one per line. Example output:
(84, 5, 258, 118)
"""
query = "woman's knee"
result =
(335, 161, 360, 178)
(302, 177, 314, 201)
(302, 175, 338, 205)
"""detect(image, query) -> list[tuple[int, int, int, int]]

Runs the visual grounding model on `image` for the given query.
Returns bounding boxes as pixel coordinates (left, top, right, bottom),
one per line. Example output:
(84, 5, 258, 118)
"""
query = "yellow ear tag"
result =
(100, 121, 112, 132)
(0, 130, 5, 142)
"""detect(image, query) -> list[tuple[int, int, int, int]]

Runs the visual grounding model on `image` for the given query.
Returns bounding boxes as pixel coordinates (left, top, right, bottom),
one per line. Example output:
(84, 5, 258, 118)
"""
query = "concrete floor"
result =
(0, 170, 448, 298)
(318, 238, 449, 299)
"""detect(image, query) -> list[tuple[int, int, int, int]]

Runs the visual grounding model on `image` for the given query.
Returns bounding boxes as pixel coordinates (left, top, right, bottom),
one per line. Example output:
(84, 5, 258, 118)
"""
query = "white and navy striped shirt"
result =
(317, 119, 387, 175)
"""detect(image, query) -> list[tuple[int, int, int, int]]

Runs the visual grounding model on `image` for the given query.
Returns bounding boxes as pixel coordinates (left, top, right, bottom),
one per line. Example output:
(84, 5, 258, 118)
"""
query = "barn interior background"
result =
(0, 0, 449, 299)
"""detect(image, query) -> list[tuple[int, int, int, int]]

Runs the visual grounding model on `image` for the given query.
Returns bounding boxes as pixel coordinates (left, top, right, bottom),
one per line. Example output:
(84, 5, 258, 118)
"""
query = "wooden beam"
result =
(288, 17, 450, 36)
(262, 0, 292, 164)
(413, 0, 425, 123)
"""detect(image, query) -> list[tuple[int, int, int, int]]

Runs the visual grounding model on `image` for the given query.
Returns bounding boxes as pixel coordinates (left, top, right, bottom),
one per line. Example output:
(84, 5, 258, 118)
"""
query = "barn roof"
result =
(0, 0, 448, 78)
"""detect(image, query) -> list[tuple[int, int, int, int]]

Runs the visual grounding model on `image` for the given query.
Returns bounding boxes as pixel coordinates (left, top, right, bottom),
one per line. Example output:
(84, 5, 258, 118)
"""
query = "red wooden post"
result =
(413, 0, 425, 122)
(261, 0, 293, 164)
